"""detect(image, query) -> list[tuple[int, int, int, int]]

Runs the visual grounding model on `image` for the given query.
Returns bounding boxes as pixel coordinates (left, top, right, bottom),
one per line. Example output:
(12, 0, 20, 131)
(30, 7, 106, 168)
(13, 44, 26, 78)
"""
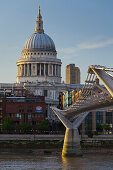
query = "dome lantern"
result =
(34, 6, 44, 34)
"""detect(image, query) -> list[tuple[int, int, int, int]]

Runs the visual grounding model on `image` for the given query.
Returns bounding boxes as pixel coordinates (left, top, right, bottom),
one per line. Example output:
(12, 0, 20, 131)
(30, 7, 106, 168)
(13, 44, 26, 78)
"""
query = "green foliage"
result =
(102, 124, 111, 131)
(96, 124, 103, 131)
(2, 116, 14, 132)
(93, 131, 99, 135)
(19, 122, 32, 133)
(87, 132, 93, 138)
(38, 120, 50, 131)
(85, 124, 92, 129)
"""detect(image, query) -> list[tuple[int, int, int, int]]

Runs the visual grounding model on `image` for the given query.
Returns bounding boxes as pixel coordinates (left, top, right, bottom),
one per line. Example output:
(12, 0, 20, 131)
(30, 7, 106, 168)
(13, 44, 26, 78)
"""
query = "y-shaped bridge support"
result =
(51, 107, 88, 156)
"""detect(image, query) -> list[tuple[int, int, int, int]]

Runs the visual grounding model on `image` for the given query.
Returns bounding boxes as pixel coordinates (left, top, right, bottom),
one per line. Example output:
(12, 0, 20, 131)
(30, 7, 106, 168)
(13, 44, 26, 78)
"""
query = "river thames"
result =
(0, 153, 113, 170)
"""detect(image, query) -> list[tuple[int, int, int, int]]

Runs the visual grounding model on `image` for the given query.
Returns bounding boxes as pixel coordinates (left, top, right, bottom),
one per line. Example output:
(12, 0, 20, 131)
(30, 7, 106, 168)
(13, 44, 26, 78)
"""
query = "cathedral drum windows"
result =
(41, 64, 44, 76)
(37, 63, 40, 75)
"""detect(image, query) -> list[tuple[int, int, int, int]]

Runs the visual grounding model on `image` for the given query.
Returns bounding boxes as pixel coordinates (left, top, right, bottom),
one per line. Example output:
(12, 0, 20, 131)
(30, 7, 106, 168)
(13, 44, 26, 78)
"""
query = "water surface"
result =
(0, 154, 113, 170)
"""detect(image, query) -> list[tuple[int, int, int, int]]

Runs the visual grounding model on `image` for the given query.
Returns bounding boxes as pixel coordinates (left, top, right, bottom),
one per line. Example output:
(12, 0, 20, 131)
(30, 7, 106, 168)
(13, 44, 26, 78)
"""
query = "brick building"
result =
(1, 96, 46, 132)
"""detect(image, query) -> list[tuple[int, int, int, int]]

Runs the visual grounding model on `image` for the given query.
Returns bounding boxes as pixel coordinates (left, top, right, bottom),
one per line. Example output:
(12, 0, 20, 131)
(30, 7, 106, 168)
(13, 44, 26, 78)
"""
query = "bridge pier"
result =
(62, 128, 82, 157)
(51, 107, 89, 157)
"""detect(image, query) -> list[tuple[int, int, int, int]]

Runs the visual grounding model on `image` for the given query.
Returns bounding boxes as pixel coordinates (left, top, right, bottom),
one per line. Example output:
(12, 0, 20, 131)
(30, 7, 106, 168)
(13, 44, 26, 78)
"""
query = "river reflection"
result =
(0, 154, 113, 170)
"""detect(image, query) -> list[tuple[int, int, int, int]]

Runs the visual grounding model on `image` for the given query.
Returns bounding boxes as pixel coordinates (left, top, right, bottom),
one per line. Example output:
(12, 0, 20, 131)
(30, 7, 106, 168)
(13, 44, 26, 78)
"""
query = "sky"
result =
(0, 0, 113, 83)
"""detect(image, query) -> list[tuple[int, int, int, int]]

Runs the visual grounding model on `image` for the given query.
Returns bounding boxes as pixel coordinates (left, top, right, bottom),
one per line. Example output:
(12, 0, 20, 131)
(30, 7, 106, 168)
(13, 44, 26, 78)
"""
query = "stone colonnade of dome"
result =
(17, 53, 62, 83)
(17, 63, 61, 77)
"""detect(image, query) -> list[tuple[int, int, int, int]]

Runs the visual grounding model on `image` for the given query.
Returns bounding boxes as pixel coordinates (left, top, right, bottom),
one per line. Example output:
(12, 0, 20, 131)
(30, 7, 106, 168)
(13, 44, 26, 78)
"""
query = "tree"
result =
(2, 116, 14, 133)
(96, 124, 103, 132)
(19, 122, 32, 133)
(102, 124, 111, 131)
(38, 120, 50, 131)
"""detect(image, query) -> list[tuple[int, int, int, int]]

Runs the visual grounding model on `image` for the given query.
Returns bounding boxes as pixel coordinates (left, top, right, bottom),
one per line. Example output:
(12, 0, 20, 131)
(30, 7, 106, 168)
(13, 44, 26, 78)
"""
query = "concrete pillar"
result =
(92, 111, 96, 132)
(62, 128, 82, 157)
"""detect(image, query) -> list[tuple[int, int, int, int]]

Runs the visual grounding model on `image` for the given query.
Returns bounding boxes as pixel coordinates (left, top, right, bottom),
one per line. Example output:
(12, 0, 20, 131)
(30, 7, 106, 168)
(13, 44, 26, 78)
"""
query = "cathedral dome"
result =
(17, 6, 62, 84)
(22, 6, 56, 53)
(23, 33, 56, 52)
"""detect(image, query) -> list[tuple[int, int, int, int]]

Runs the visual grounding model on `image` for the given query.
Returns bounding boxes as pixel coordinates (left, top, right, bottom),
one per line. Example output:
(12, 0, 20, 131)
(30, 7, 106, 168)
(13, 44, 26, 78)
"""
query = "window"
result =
(28, 114, 32, 119)
(41, 64, 44, 75)
(37, 63, 40, 75)
(96, 111, 103, 124)
(19, 105, 24, 112)
(45, 64, 48, 76)
(106, 112, 112, 124)
(27, 105, 32, 112)
(44, 90, 48, 97)
(34, 53, 36, 55)
(16, 113, 21, 119)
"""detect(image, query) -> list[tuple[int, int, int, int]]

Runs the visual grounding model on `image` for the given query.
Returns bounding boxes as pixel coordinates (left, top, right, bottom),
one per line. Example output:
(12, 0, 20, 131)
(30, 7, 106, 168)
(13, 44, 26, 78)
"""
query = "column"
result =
(24, 64, 25, 76)
(17, 65, 19, 76)
(31, 64, 33, 76)
(21, 64, 24, 76)
(59, 65, 61, 77)
(52, 64, 53, 76)
(44, 64, 45, 76)
(57, 65, 59, 77)
(27, 64, 29, 76)
(48, 64, 50, 76)
(40, 63, 41, 76)
(20, 65, 22, 76)
(56, 65, 57, 76)
(92, 111, 96, 132)
(36, 63, 37, 76)
(55, 64, 56, 76)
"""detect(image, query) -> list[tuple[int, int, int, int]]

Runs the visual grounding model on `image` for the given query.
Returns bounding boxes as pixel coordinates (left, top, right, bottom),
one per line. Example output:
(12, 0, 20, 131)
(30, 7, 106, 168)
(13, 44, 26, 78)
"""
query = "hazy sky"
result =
(0, 0, 113, 83)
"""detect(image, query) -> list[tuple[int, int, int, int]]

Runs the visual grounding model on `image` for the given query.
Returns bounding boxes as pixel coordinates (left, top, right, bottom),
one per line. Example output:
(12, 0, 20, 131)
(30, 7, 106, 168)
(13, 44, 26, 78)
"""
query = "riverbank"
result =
(0, 134, 113, 154)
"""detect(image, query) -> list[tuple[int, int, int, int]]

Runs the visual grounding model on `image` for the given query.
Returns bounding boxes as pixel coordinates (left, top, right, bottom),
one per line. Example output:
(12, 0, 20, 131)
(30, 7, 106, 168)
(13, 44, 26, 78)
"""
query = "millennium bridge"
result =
(51, 65, 113, 157)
